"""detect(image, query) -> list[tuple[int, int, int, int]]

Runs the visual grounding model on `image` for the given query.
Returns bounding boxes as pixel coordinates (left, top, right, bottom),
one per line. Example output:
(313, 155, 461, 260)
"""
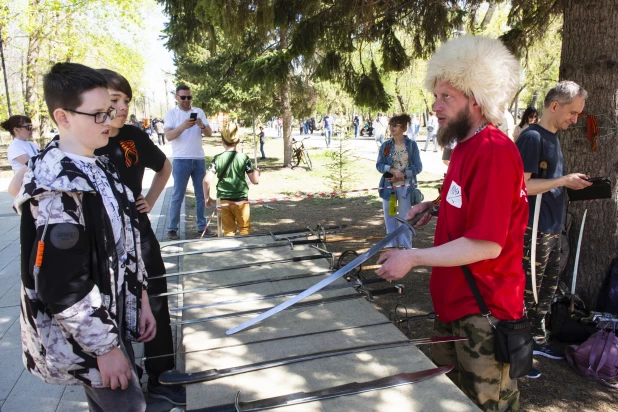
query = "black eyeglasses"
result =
(17, 125, 33, 131)
(63, 108, 117, 124)
(177, 95, 192, 100)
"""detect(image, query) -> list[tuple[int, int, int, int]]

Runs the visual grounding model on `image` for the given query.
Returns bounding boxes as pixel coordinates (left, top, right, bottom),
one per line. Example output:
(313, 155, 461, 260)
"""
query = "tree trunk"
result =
(395, 77, 406, 113)
(560, 0, 618, 308)
(480, 3, 497, 31)
(279, 26, 293, 166)
(25, 33, 41, 139)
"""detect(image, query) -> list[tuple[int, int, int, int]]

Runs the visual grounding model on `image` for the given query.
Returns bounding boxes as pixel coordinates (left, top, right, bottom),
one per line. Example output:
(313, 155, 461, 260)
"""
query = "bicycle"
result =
(292, 137, 313, 170)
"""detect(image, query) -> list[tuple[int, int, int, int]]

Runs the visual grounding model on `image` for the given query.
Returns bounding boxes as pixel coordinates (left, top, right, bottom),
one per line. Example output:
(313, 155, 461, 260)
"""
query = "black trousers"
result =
(139, 215, 175, 383)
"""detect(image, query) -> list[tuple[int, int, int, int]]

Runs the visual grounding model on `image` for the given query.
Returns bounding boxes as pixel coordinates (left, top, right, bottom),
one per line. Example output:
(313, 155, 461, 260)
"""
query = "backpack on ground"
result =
(565, 323, 618, 388)
(548, 282, 597, 344)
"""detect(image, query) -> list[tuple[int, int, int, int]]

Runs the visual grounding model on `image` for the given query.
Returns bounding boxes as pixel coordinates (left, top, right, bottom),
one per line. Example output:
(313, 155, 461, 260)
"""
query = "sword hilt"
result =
(408, 205, 440, 226)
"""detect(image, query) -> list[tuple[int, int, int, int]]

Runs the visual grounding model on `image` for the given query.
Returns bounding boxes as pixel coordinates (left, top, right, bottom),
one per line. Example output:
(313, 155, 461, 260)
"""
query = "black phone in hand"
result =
(189, 113, 198, 120)
(383, 171, 393, 178)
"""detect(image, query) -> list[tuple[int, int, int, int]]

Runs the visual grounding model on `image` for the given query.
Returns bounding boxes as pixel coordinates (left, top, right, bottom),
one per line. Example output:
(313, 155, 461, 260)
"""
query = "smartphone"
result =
(189, 113, 198, 121)
(383, 171, 393, 178)
(585, 176, 607, 182)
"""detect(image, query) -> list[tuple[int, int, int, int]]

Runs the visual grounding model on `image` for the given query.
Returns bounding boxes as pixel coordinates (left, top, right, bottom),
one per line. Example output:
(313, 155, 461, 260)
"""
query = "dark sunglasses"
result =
(17, 124, 33, 131)
(177, 95, 193, 100)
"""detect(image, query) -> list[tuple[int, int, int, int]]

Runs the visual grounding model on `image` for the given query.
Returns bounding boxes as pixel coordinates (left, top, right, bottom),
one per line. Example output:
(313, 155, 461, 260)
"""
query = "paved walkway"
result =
(0, 144, 184, 412)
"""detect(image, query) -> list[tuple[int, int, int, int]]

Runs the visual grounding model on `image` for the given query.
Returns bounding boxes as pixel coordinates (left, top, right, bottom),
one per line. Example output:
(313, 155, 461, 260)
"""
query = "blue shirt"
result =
(516, 124, 565, 234)
(323, 116, 333, 131)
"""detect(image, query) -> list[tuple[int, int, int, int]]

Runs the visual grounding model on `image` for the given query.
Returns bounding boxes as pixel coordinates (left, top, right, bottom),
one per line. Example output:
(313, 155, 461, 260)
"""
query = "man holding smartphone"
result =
(164, 84, 213, 240)
(515, 81, 591, 378)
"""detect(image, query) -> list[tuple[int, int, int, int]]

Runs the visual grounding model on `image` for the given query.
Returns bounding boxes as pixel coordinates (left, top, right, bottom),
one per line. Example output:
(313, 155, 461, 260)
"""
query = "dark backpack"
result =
(549, 296, 597, 344)
(596, 258, 618, 313)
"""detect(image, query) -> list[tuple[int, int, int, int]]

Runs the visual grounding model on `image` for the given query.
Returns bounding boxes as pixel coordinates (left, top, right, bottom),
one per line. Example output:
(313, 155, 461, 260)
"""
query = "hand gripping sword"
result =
(226, 209, 433, 335)
(530, 161, 548, 304)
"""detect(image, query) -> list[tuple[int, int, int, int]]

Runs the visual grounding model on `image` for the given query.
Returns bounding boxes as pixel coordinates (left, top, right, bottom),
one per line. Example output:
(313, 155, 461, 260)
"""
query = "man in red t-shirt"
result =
(377, 36, 528, 412)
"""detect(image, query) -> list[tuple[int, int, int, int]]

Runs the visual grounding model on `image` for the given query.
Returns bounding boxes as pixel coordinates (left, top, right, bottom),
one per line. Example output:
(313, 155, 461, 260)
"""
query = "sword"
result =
(530, 161, 548, 304)
(570, 208, 588, 313)
(151, 271, 333, 298)
(171, 286, 403, 327)
(160, 238, 322, 258)
(226, 222, 416, 335)
(159, 336, 464, 385)
(171, 278, 386, 311)
(139, 321, 392, 362)
(160, 224, 347, 248)
(152, 253, 331, 280)
(191, 366, 453, 412)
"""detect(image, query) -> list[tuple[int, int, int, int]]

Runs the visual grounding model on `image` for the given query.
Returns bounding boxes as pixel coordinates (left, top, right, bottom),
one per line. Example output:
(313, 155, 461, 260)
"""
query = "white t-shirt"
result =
(7, 138, 39, 173)
(163, 106, 209, 159)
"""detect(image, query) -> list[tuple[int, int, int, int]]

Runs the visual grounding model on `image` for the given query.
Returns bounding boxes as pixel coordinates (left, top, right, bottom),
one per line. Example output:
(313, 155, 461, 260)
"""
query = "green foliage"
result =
(323, 127, 356, 193)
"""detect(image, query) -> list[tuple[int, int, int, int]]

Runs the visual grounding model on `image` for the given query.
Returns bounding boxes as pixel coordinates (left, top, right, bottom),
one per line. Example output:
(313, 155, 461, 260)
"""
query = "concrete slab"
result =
(1, 370, 65, 412)
(0, 280, 21, 308)
(0, 349, 25, 403)
(0, 314, 21, 352)
(0, 305, 19, 339)
(54, 386, 88, 412)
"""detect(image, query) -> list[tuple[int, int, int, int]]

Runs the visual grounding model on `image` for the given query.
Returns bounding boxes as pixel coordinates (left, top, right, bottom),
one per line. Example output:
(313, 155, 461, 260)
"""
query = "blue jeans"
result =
(325, 129, 332, 147)
(168, 158, 206, 232)
(354, 124, 359, 137)
(424, 133, 438, 151)
(381, 186, 413, 249)
(260, 142, 265, 159)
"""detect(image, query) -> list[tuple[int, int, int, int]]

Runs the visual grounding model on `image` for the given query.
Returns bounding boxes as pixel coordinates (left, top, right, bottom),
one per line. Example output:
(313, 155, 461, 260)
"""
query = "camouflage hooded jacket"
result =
(14, 140, 147, 387)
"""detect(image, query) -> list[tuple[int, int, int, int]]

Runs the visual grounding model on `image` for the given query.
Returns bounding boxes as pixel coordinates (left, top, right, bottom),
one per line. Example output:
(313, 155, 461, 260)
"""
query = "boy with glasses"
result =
(13, 62, 155, 412)
(164, 84, 213, 240)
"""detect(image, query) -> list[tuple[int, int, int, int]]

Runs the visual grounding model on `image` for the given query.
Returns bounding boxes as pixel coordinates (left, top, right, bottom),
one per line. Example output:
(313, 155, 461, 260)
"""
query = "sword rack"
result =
(157, 223, 478, 411)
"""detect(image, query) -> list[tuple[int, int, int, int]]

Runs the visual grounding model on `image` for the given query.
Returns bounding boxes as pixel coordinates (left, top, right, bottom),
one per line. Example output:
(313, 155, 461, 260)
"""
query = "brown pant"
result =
(221, 200, 251, 236)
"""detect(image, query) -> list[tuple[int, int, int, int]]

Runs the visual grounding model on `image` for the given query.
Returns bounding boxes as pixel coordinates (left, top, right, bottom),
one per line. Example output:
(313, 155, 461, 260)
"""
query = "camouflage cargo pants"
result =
(522, 227, 561, 343)
(433, 314, 519, 412)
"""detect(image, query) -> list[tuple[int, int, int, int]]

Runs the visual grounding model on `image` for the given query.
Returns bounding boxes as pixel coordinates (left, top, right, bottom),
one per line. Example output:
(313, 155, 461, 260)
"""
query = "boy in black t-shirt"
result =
(516, 81, 591, 377)
(93, 70, 185, 405)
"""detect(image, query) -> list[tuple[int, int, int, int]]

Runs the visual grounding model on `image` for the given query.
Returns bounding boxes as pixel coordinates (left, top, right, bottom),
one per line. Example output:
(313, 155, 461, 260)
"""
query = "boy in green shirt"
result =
(204, 121, 260, 235)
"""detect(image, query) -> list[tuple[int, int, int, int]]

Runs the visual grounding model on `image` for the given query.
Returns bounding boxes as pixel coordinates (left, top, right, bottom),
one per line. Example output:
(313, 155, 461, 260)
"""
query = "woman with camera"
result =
(376, 114, 423, 249)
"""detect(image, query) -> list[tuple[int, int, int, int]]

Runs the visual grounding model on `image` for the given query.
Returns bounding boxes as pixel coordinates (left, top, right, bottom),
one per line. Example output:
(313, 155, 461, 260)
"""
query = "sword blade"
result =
(195, 366, 453, 412)
(226, 224, 411, 335)
(153, 254, 327, 280)
(160, 239, 322, 258)
(170, 279, 386, 312)
(151, 271, 332, 298)
(159, 336, 464, 385)
(570, 208, 588, 312)
(530, 193, 542, 304)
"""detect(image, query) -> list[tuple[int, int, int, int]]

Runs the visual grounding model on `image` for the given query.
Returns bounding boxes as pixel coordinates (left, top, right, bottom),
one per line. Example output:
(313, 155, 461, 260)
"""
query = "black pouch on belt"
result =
(493, 316, 534, 378)
(461, 265, 533, 379)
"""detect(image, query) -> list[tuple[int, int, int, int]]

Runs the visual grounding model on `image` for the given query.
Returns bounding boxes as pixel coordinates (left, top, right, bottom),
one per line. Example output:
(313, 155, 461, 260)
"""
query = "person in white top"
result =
(406, 114, 420, 141)
(1, 115, 40, 173)
(498, 107, 515, 140)
(423, 111, 439, 152)
(164, 85, 213, 240)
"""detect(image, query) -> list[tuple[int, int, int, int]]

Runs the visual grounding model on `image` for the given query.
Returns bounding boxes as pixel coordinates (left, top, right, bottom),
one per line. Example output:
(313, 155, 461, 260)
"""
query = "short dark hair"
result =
(518, 106, 538, 128)
(389, 114, 411, 126)
(176, 84, 190, 93)
(43, 62, 108, 124)
(0, 115, 32, 136)
(97, 68, 133, 100)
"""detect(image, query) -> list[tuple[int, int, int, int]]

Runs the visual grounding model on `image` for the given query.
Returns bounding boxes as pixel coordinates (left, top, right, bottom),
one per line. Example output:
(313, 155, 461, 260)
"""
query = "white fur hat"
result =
(425, 35, 521, 125)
